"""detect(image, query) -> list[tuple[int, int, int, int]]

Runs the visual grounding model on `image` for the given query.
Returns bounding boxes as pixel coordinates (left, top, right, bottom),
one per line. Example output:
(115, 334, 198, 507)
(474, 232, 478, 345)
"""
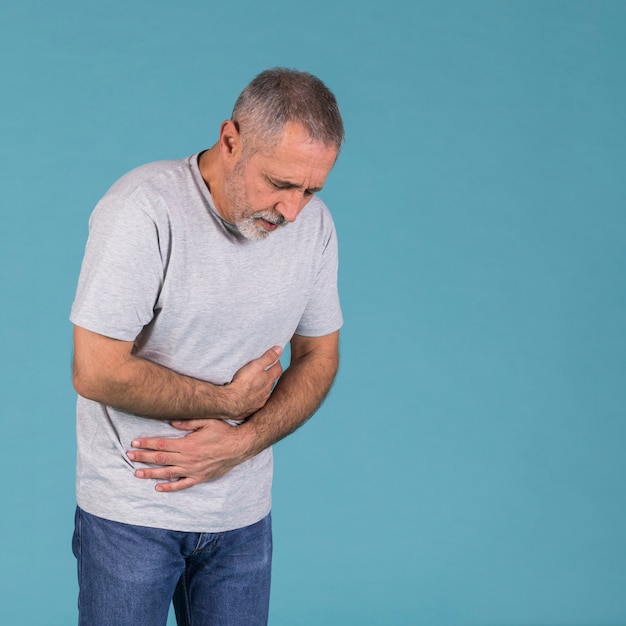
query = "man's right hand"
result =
(225, 346, 283, 420)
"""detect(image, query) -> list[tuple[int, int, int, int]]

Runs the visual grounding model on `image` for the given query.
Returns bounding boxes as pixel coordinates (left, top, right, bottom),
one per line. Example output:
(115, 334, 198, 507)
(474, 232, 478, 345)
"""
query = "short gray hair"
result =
(232, 68, 345, 156)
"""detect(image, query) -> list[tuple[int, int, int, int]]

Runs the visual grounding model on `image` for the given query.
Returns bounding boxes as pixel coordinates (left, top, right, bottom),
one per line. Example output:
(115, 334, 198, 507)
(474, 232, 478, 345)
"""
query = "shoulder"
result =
(291, 195, 338, 244)
(92, 156, 198, 226)
(297, 195, 336, 229)
(105, 157, 192, 201)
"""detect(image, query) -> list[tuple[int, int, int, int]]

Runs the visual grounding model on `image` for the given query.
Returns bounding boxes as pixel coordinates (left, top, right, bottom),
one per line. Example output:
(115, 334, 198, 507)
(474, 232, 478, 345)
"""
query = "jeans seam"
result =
(74, 508, 83, 615)
(180, 570, 192, 626)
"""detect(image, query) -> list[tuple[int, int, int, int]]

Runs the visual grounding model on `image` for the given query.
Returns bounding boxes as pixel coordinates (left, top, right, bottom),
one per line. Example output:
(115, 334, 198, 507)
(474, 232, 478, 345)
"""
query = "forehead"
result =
(252, 123, 337, 185)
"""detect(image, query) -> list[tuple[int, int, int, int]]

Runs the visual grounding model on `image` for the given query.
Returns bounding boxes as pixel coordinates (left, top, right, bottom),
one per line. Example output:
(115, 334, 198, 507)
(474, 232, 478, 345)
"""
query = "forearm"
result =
(72, 325, 282, 422)
(75, 352, 234, 420)
(238, 337, 339, 458)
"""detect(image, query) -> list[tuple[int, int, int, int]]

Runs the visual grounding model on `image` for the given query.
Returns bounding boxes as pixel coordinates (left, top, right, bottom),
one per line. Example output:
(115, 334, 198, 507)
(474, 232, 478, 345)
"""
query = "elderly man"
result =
(70, 68, 344, 626)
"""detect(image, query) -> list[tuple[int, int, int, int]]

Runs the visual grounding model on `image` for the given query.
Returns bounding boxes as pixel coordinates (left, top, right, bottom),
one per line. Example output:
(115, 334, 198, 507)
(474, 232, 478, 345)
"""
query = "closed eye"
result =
(266, 176, 321, 196)
(271, 181, 292, 190)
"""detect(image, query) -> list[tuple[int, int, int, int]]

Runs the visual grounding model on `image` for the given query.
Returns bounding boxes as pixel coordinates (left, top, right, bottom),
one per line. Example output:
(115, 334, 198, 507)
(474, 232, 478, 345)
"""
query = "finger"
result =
(127, 448, 180, 465)
(261, 345, 283, 370)
(265, 359, 283, 380)
(155, 477, 200, 492)
(135, 465, 185, 480)
(170, 419, 208, 431)
(130, 436, 184, 452)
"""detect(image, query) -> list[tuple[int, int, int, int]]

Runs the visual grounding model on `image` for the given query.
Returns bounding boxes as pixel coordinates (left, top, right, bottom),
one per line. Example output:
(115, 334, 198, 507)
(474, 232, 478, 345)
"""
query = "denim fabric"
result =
(72, 507, 272, 626)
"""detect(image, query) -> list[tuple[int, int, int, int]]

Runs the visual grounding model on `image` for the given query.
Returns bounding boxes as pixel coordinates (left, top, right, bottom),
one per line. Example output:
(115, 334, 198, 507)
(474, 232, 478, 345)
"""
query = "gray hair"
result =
(231, 68, 344, 156)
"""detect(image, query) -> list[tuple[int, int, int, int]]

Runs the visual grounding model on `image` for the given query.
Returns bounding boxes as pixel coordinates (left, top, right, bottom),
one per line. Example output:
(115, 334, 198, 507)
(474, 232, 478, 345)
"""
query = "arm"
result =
(239, 330, 339, 452)
(72, 325, 283, 422)
(127, 330, 340, 492)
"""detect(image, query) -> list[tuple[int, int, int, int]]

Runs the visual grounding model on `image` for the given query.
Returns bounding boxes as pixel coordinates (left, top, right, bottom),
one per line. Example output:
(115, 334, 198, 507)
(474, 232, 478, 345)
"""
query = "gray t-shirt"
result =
(70, 153, 342, 532)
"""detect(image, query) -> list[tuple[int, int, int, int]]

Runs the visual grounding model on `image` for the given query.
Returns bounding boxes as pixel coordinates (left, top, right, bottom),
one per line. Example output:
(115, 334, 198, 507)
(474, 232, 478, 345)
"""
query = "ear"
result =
(218, 120, 241, 159)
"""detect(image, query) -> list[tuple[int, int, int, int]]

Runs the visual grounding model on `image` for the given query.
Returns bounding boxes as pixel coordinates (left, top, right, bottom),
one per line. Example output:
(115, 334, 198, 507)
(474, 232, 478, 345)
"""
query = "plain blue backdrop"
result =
(1, 1, 625, 624)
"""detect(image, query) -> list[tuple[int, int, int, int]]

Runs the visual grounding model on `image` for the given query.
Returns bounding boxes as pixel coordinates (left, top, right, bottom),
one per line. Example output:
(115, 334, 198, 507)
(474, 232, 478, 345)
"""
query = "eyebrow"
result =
(266, 175, 323, 194)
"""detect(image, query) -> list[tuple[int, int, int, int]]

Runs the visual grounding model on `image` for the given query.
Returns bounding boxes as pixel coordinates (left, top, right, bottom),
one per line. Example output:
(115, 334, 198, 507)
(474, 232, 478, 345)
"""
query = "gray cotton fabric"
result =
(70, 153, 342, 532)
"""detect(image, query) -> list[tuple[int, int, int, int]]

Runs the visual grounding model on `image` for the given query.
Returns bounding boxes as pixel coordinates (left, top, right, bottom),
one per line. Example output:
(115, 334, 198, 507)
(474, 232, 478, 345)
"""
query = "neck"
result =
(198, 145, 229, 220)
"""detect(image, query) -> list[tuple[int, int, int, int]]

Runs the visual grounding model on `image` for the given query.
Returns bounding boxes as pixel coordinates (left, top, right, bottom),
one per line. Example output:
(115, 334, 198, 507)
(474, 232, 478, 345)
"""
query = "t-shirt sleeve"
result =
(295, 212, 343, 337)
(70, 194, 165, 341)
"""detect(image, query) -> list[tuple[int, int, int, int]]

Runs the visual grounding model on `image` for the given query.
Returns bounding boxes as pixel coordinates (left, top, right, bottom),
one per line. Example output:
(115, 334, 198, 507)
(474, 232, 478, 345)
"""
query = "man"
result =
(70, 68, 344, 626)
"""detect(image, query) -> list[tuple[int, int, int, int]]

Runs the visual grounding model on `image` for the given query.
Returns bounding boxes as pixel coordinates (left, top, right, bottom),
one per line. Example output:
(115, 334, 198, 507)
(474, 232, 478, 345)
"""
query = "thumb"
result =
(170, 419, 206, 431)
(262, 345, 283, 370)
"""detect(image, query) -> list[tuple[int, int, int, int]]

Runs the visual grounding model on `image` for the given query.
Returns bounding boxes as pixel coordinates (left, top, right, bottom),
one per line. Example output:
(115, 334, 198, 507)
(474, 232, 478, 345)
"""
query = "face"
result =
(222, 122, 338, 240)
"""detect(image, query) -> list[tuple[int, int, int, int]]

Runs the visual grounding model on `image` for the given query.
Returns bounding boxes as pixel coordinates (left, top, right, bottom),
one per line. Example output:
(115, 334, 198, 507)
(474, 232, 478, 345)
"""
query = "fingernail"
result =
(135, 469, 145, 478)
(131, 440, 139, 447)
(127, 451, 135, 460)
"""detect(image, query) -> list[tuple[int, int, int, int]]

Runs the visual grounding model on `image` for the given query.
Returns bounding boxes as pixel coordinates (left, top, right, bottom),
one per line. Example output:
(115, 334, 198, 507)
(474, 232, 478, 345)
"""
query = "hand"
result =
(225, 346, 283, 420)
(127, 419, 251, 492)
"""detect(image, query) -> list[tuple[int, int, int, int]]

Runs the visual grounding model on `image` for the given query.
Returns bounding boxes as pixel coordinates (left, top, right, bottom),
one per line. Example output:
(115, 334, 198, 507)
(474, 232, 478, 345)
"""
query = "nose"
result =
(274, 190, 308, 223)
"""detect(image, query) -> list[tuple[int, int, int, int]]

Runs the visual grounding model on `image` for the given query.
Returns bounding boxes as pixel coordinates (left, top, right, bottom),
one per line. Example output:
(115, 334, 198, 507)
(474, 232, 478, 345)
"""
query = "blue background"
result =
(1, 1, 625, 624)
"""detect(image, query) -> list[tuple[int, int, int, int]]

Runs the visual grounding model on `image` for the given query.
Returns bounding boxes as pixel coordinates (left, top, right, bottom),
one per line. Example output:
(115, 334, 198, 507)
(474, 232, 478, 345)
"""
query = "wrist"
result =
(237, 418, 266, 459)
(214, 383, 240, 420)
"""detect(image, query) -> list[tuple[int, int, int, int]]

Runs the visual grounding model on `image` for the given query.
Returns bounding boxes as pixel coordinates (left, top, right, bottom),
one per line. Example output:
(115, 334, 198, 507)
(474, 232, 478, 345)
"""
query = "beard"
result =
(222, 161, 287, 241)
(236, 210, 287, 240)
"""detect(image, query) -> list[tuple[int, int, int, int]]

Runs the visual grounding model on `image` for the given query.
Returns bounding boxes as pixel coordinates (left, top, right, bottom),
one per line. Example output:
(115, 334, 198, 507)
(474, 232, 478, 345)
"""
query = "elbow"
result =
(72, 326, 135, 403)
(72, 355, 109, 402)
(72, 356, 94, 399)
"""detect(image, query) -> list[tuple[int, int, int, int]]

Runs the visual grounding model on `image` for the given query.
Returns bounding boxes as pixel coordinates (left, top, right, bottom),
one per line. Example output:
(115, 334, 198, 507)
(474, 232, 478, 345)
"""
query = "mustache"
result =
(253, 211, 286, 226)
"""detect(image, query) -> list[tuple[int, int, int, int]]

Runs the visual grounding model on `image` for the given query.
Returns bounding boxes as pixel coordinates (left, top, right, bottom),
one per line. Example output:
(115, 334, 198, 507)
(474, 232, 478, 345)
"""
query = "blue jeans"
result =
(72, 507, 272, 626)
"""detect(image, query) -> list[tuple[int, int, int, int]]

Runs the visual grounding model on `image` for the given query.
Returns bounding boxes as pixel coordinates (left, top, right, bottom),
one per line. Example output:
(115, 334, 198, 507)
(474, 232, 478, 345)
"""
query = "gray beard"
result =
(235, 210, 287, 241)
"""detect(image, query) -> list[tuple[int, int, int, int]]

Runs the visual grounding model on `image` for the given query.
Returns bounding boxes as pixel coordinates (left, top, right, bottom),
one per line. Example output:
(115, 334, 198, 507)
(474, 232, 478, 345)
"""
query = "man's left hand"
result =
(127, 420, 248, 492)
